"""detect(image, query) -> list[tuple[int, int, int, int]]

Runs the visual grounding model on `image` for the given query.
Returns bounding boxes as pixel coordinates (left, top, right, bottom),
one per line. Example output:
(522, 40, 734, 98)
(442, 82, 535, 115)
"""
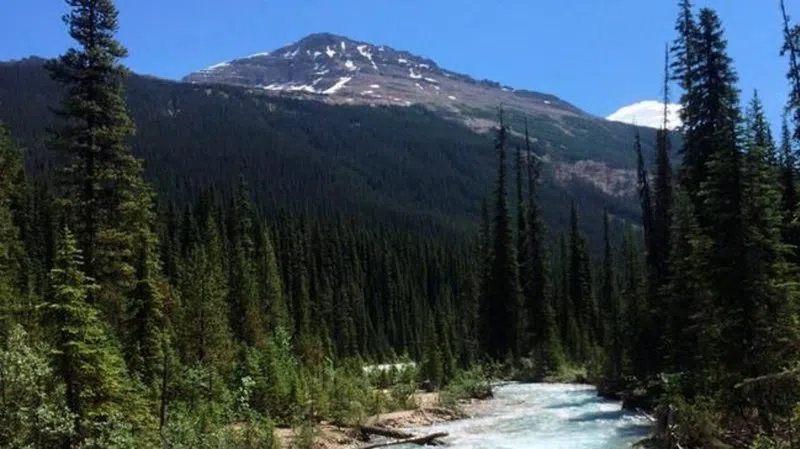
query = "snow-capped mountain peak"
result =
(183, 32, 584, 121)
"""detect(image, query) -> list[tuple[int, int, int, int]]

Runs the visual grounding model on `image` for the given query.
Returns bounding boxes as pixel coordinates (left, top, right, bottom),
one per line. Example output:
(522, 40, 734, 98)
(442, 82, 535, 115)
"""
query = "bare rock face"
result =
(183, 33, 585, 121)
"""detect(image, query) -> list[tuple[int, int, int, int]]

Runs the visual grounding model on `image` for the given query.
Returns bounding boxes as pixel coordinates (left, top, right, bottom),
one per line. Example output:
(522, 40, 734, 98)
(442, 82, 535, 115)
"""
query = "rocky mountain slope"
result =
(181, 33, 678, 198)
(183, 32, 584, 124)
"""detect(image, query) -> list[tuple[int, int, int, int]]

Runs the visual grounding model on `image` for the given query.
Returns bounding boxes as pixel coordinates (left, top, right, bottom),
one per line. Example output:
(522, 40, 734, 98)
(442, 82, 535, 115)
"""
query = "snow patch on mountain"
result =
(323, 77, 352, 95)
(409, 68, 422, 79)
(357, 45, 378, 70)
(325, 46, 336, 58)
(203, 61, 230, 72)
(606, 100, 682, 130)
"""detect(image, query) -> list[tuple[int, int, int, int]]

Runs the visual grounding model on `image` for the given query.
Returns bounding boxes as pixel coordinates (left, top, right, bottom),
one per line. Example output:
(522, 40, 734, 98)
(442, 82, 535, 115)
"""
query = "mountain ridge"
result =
(183, 32, 589, 123)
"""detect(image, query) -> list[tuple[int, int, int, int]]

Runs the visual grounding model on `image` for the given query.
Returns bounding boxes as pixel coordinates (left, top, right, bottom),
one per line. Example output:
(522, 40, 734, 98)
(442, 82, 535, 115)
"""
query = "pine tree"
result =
(47, 0, 154, 326)
(779, 114, 800, 261)
(653, 48, 674, 294)
(124, 236, 166, 386)
(482, 111, 522, 360)
(568, 202, 594, 360)
(255, 222, 290, 334)
(0, 124, 25, 333)
(740, 92, 797, 379)
(522, 126, 562, 372)
(176, 214, 233, 376)
(41, 228, 135, 444)
(635, 130, 655, 279)
(599, 210, 614, 351)
(664, 188, 716, 393)
(781, 0, 800, 144)
(228, 178, 265, 348)
(693, 8, 746, 377)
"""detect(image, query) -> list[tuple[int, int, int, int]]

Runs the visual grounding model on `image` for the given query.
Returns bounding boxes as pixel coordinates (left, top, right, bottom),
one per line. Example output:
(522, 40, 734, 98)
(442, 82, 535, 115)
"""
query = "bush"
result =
(439, 366, 491, 410)
(390, 382, 418, 410)
(293, 421, 317, 449)
(227, 416, 279, 449)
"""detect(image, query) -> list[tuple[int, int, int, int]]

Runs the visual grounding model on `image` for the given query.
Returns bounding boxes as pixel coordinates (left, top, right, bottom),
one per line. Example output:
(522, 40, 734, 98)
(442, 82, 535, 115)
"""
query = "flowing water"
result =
(404, 383, 652, 449)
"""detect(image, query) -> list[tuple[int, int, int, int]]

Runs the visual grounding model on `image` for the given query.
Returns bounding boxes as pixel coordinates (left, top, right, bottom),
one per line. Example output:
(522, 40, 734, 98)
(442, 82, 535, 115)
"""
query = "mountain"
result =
(182, 33, 678, 190)
(183, 32, 585, 124)
(0, 51, 667, 249)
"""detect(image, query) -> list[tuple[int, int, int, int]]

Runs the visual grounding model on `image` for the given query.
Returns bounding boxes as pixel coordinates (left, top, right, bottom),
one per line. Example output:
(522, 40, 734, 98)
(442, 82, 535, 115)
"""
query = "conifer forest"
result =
(4, 0, 800, 448)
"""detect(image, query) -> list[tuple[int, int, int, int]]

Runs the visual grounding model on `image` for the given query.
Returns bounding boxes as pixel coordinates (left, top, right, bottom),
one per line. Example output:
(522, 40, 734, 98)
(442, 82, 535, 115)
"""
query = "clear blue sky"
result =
(1, 0, 798, 128)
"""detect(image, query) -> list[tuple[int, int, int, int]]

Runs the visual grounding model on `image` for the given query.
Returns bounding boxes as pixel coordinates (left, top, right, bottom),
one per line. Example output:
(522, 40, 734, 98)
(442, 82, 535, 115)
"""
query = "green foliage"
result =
(0, 324, 74, 449)
(293, 421, 317, 449)
(442, 367, 492, 401)
(0, 123, 25, 333)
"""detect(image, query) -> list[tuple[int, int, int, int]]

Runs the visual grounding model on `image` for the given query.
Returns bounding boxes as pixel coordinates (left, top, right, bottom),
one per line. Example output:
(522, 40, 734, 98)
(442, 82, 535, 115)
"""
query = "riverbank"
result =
(275, 392, 487, 449)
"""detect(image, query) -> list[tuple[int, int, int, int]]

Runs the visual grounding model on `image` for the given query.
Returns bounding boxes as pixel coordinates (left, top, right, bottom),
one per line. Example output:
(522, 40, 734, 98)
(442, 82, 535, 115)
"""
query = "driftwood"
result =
(360, 432, 448, 449)
(359, 425, 414, 440)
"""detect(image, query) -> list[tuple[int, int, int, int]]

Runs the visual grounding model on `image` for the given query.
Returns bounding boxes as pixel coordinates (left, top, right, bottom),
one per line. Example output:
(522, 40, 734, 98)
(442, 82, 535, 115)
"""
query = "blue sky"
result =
(1, 0, 797, 128)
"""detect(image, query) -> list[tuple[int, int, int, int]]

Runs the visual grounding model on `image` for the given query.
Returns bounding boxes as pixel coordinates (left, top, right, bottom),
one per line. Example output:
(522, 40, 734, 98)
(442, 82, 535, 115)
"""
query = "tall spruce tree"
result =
(664, 188, 717, 393)
(693, 8, 746, 377)
(599, 209, 614, 351)
(779, 114, 800, 260)
(228, 178, 265, 348)
(41, 228, 137, 445)
(0, 124, 25, 333)
(522, 123, 563, 372)
(47, 0, 155, 325)
(568, 202, 594, 361)
(782, 0, 800, 144)
(653, 48, 674, 293)
(740, 93, 798, 379)
(175, 214, 233, 379)
(483, 111, 522, 360)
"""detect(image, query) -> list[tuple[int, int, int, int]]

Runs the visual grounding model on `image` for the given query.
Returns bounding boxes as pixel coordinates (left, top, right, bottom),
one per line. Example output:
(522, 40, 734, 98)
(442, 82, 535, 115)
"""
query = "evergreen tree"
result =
(482, 112, 522, 360)
(41, 228, 143, 445)
(782, 0, 800, 144)
(653, 48, 674, 294)
(568, 202, 594, 360)
(599, 210, 614, 351)
(228, 179, 265, 348)
(124, 236, 166, 386)
(255, 223, 290, 334)
(47, 0, 154, 328)
(524, 127, 563, 373)
(779, 114, 800, 261)
(664, 188, 716, 393)
(0, 124, 25, 333)
(740, 93, 797, 379)
(693, 8, 746, 377)
(175, 214, 233, 379)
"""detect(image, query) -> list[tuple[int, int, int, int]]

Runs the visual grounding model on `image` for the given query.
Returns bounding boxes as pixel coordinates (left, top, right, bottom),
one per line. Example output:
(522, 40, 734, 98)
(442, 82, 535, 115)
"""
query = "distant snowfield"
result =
(606, 100, 682, 130)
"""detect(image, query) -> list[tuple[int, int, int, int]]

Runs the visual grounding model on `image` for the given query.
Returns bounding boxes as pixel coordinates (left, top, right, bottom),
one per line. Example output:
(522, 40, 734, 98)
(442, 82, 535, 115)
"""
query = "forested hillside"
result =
(0, 56, 660, 249)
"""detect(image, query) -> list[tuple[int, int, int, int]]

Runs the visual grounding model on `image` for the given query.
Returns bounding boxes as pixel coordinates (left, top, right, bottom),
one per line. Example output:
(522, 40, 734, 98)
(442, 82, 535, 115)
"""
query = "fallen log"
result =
(359, 425, 414, 440)
(360, 432, 448, 449)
